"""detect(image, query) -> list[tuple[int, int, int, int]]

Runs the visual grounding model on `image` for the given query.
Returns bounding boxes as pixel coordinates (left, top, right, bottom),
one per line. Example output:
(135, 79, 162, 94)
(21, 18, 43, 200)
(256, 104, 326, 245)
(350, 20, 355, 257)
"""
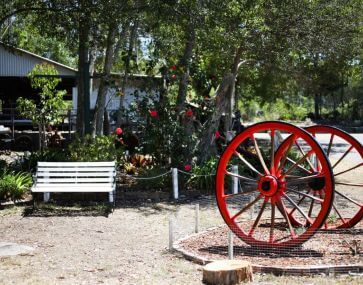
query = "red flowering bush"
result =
(185, 109, 193, 117)
(149, 110, 158, 117)
(115, 127, 123, 135)
(215, 130, 221, 139)
(184, 164, 191, 171)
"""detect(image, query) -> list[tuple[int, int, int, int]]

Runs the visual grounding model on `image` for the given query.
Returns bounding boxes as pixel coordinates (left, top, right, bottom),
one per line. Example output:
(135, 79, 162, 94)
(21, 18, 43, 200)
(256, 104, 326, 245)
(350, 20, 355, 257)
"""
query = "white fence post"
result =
(232, 165, 238, 194)
(172, 168, 179, 200)
(169, 216, 174, 251)
(228, 230, 234, 260)
(195, 204, 200, 233)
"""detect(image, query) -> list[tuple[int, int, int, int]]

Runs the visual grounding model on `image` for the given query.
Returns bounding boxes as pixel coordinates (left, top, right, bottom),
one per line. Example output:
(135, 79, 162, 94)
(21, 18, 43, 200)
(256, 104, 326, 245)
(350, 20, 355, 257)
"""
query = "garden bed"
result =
(175, 223, 363, 275)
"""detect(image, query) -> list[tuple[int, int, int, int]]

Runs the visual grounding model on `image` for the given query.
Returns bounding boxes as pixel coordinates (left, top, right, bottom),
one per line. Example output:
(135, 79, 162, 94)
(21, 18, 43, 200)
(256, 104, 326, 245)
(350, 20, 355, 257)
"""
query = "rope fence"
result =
(118, 167, 218, 199)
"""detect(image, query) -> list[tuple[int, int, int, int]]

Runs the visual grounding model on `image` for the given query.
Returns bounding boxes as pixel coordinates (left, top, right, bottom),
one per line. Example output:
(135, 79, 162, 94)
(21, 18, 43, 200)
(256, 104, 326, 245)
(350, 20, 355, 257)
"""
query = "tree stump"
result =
(202, 260, 253, 284)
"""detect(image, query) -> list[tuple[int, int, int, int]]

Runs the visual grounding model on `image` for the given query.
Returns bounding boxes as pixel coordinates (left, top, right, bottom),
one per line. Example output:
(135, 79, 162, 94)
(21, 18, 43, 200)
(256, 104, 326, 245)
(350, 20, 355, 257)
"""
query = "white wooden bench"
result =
(31, 161, 116, 204)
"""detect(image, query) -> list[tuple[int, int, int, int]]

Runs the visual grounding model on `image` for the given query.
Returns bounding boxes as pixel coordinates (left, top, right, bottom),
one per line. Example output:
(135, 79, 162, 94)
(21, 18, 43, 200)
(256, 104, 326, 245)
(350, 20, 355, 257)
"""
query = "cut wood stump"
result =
(202, 260, 253, 284)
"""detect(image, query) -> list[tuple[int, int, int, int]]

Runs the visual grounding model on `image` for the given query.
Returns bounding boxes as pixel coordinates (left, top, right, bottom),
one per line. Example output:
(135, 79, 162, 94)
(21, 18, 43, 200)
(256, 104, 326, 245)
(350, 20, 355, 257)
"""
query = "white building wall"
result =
(72, 86, 158, 111)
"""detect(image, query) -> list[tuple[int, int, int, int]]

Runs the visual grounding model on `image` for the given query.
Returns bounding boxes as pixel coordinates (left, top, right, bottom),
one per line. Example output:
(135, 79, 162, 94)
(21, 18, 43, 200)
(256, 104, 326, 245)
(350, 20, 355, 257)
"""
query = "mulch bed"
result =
(177, 222, 363, 272)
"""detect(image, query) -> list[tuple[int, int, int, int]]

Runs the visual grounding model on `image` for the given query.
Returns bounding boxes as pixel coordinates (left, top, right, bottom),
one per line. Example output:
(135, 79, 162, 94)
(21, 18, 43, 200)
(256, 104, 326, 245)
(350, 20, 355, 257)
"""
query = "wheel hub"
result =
(258, 175, 281, 197)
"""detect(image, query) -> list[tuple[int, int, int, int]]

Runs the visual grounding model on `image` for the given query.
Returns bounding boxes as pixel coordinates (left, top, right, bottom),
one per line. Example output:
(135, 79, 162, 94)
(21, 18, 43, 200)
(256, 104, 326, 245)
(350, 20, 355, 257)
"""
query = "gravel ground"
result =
(0, 202, 362, 285)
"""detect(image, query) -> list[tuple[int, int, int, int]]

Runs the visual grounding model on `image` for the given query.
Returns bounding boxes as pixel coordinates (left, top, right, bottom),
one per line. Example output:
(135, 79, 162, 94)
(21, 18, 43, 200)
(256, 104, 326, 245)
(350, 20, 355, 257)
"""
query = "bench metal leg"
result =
(44, 192, 50, 202)
(108, 191, 114, 203)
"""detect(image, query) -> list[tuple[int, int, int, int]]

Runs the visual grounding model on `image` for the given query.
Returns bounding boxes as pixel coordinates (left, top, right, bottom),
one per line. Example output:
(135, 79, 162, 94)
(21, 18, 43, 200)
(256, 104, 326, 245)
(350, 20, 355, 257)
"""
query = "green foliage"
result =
(10, 149, 69, 173)
(135, 167, 172, 191)
(16, 63, 67, 127)
(186, 157, 218, 193)
(0, 172, 32, 202)
(261, 99, 309, 121)
(68, 135, 123, 163)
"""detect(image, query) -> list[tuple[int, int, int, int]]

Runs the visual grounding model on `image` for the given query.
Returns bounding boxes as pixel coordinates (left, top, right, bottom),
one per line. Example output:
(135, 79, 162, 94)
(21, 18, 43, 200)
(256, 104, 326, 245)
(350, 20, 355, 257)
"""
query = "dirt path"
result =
(0, 203, 362, 285)
(0, 204, 202, 285)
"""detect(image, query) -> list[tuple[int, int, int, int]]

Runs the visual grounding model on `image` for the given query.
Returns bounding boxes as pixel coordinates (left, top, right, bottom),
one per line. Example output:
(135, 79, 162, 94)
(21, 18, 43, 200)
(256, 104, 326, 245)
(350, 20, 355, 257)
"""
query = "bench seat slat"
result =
(36, 172, 115, 177)
(37, 178, 114, 183)
(32, 186, 114, 193)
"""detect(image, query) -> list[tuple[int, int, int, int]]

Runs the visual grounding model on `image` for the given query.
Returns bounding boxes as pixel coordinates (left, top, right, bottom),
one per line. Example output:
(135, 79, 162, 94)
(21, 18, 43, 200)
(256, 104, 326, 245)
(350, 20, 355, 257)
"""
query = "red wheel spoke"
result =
(283, 193, 315, 225)
(270, 129, 275, 174)
(251, 134, 270, 175)
(286, 173, 323, 186)
(231, 194, 262, 220)
(332, 203, 347, 225)
(248, 198, 268, 237)
(326, 134, 335, 157)
(287, 188, 324, 203)
(335, 190, 362, 207)
(281, 149, 314, 178)
(234, 151, 262, 176)
(276, 199, 296, 239)
(308, 195, 315, 218)
(295, 140, 316, 171)
(225, 171, 257, 183)
(277, 136, 296, 173)
(332, 145, 354, 169)
(224, 189, 257, 199)
(285, 189, 309, 216)
(269, 203, 276, 243)
(286, 157, 312, 174)
(335, 181, 363, 187)
(334, 163, 363, 177)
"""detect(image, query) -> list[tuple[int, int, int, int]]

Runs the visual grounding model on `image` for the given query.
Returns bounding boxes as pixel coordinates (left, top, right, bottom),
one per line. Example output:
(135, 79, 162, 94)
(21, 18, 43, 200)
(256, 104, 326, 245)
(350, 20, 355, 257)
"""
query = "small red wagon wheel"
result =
(216, 121, 334, 248)
(305, 125, 363, 229)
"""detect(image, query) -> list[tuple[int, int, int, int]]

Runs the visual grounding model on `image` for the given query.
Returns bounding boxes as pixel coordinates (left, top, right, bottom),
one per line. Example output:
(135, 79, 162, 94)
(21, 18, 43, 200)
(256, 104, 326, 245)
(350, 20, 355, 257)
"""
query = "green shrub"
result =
(68, 135, 124, 163)
(10, 148, 69, 173)
(186, 157, 218, 193)
(0, 172, 32, 202)
(135, 167, 172, 191)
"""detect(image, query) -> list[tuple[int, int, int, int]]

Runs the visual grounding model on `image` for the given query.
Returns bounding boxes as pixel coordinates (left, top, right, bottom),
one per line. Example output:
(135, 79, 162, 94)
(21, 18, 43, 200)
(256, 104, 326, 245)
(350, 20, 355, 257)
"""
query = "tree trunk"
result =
(76, 5, 91, 136)
(202, 260, 253, 285)
(116, 20, 138, 127)
(314, 93, 320, 119)
(176, 22, 196, 115)
(92, 24, 118, 136)
(197, 73, 235, 165)
(224, 45, 244, 133)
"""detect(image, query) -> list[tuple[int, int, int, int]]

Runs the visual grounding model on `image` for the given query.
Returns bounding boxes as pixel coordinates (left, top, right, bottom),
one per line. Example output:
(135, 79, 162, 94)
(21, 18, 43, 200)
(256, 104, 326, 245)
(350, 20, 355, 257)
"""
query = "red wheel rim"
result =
(305, 125, 363, 229)
(216, 121, 334, 248)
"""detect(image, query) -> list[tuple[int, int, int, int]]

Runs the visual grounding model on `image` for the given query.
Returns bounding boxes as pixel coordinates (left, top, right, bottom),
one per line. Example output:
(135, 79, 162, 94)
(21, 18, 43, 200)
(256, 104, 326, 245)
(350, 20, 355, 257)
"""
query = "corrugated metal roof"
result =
(0, 42, 77, 77)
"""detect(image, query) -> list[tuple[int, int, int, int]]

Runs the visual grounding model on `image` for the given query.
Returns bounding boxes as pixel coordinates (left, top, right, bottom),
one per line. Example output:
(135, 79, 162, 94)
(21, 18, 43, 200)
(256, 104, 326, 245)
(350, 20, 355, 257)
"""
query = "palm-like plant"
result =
(0, 172, 32, 203)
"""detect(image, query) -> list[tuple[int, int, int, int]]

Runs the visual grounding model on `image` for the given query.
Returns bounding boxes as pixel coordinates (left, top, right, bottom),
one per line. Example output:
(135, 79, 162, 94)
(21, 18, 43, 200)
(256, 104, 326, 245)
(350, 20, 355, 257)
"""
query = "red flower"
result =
(170, 65, 177, 71)
(149, 110, 158, 117)
(115, 128, 123, 135)
(215, 131, 221, 139)
(171, 74, 177, 81)
(184, 164, 191, 172)
(185, 109, 193, 117)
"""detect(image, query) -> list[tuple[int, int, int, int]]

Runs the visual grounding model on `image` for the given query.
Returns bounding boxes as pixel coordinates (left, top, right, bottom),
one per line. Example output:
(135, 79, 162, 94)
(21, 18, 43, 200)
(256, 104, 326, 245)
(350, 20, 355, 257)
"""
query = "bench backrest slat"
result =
(38, 162, 115, 167)
(37, 167, 115, 172)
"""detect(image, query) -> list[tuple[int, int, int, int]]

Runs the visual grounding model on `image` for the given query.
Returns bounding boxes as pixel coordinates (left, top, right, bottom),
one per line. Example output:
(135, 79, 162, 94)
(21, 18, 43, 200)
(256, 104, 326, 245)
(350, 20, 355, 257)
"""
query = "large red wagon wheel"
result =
(304, 126, 363, 229)
(216, 121, 334, 248)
